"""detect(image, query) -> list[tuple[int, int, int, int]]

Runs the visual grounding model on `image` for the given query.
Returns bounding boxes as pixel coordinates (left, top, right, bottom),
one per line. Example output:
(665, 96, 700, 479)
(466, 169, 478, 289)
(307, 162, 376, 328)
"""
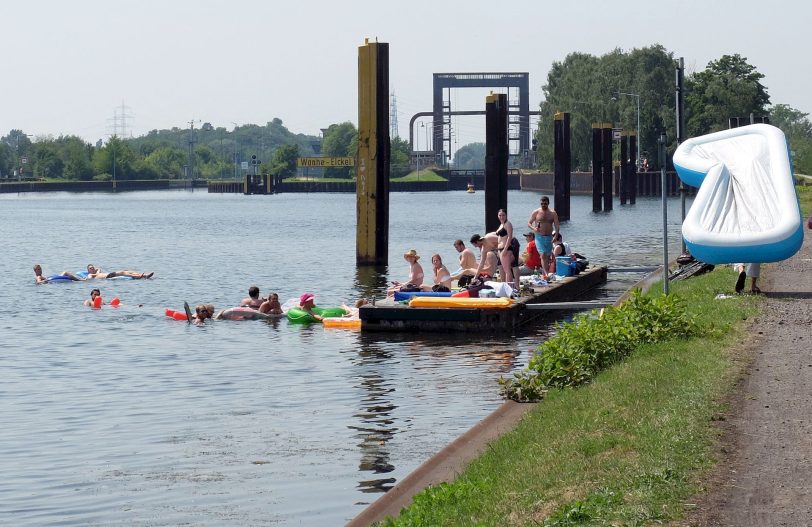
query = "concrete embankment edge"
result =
(345, 400, 536, 527)
(346, 265, 662, 526)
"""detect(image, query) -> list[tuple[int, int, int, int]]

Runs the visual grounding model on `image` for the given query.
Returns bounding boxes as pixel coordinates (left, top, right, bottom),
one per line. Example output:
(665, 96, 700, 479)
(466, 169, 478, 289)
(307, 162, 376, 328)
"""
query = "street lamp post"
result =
(614, 92, 641, 169)
(231, 122, 239, 180)
(417, 122, 422, 181)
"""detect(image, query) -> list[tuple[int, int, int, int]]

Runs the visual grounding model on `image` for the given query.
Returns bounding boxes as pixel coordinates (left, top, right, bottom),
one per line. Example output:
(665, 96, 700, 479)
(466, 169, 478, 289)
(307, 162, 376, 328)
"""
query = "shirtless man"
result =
(86, 264, 153, 280)
(469, 234, 500, 280)
(33, 264, 84, 284)
(527, 196, 560, 279)
(451, 239, 478, 287)
(240, 286, 264, 309)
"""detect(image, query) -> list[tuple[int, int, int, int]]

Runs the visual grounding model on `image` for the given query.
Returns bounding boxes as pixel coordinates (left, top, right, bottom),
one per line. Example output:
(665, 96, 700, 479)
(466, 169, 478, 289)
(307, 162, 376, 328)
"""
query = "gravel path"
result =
(686, 228, 812, 526)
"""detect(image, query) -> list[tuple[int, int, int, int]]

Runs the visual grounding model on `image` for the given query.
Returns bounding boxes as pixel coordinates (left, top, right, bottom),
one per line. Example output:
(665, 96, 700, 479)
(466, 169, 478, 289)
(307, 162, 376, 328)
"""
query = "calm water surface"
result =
(0, 190, 686, 526)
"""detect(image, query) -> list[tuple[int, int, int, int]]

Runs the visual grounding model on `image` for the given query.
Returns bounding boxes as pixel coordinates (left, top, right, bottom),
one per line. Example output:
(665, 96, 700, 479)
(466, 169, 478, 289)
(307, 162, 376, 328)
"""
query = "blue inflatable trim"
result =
(685, 223, 804, 264)
(46, 274, 73, 282)
(393, 291, 454, 301)
(76, 271, 134, 281)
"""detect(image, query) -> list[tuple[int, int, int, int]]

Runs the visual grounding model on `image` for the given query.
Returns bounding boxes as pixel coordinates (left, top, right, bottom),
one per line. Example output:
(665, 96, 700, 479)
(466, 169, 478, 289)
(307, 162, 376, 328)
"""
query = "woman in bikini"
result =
(495, 208, 520, 292)
(386, 249, 425, 297)
(421, 254, 452, 292)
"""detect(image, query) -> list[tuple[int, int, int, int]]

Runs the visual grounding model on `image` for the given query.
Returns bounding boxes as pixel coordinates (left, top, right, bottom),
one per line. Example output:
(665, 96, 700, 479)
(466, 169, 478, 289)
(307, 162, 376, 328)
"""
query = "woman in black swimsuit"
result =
(496, 208, 520, 293)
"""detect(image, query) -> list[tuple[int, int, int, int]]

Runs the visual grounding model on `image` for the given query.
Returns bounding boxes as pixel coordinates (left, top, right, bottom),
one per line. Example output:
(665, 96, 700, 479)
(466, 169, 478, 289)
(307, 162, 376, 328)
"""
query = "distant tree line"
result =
(534, 47, 812, 175)
(0, 118, 320, 181)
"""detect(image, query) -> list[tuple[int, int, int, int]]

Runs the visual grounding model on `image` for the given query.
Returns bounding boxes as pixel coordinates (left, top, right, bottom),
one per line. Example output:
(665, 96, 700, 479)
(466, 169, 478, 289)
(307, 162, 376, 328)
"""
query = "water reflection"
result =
(351, 340, 398, 493)
(354, 264, 389, 300)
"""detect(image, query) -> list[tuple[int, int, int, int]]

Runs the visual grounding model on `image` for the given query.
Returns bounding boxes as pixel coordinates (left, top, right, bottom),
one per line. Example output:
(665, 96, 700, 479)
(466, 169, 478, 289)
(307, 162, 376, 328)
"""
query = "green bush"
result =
(500, 290, 700, 401)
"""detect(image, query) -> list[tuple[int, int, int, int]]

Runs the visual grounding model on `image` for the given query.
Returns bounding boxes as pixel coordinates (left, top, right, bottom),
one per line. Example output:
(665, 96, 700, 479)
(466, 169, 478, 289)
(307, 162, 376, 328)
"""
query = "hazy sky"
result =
(3, 0, 809, 152)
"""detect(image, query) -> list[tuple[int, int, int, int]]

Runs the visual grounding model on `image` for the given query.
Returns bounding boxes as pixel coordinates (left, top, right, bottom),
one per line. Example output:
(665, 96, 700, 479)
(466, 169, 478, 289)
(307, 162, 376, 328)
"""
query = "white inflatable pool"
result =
(673, 124, 803, 264)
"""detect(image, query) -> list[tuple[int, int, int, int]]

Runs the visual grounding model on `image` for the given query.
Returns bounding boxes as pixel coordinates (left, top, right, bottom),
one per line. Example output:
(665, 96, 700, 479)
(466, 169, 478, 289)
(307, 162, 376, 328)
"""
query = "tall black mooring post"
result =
(356, 39, 390, 266)
(484, 92, 509, 232)
(591, 124, 604, 212)
(553, 112, 571, 221)
(629, 132, 638, 204)
(602, 124, 613, 212)
(619, 133, 629, 205)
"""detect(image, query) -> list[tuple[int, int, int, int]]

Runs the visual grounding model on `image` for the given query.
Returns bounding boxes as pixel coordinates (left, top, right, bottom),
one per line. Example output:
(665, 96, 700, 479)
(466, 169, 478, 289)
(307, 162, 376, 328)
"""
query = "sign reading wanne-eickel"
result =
(297, 157, 355, 168)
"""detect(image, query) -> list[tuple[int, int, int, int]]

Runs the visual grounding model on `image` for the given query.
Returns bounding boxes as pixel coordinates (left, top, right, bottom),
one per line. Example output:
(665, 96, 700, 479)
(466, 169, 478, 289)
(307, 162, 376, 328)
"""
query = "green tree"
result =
(60, 137, 95, 180)
(322, 122, 357, 178)
(0, 142, 13, 177)
(536, 45, 676, 171)
(31, 141, 64, 179)
(93, 136, 136, 180)
(453, 142, 486, 170)
(390, 136, 411, 177)
(770, 104, 812, 175)
(141, 145, 186, 179)
(685, 54, 770, 136)
(263, 144, 299, 179)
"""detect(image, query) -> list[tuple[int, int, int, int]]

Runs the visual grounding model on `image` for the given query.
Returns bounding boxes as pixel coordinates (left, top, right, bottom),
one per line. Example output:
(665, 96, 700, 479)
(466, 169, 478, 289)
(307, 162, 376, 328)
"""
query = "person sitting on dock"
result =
(421, 254, 452, 292)
(259, 292, 284, 315)
(518, 232, 542, 276)
(386, 249, 425, 297)
(33, 264, 84, 284)
(86, 264, 154, 280)
(240, 286, 264, 309)
(470, 234, 500, 280)
(450, 239, 478, 287)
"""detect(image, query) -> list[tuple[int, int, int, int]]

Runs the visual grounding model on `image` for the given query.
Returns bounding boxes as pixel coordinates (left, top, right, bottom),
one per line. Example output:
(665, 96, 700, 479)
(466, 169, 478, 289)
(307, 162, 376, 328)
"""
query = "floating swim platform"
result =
(393, 291, 454, 301)
(408, 296, 513, 309)
(674, 124, 803, 263)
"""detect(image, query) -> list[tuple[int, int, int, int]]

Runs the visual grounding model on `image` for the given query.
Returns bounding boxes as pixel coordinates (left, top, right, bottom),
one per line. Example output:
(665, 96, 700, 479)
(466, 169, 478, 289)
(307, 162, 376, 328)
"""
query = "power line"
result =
(390, 92, 400, 139)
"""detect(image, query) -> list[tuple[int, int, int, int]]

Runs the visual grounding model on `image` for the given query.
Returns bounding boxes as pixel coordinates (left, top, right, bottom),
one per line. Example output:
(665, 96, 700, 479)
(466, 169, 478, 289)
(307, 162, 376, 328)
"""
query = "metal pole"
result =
(231, 122, 238, 181)
(416, 123, 421, 180)
(635, 95, 641, 170)
(659, 131, 669, 294)
(676, 57, 687, 254)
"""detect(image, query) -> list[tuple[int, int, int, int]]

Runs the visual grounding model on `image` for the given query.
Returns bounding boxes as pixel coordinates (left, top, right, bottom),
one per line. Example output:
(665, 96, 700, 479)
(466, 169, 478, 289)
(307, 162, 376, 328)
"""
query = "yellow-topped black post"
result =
(356, 39, 390, 266)
(484, 92, 508, 233)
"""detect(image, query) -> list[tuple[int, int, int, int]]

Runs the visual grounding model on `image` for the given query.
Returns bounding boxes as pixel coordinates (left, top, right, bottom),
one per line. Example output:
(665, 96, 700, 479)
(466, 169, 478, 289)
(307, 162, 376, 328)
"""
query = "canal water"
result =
(0, 190, 686, 526)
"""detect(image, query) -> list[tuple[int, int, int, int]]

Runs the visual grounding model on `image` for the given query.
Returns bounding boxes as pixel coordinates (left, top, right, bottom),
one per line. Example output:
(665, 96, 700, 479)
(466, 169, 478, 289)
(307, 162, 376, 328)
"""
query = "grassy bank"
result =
(391, 170, 446, 182)
(378, 267, 762, 526)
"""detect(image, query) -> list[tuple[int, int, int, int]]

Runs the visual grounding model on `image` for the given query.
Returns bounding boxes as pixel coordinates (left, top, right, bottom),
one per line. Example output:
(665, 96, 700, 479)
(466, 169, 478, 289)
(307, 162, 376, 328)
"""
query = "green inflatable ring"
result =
(286, 306, 346, 324)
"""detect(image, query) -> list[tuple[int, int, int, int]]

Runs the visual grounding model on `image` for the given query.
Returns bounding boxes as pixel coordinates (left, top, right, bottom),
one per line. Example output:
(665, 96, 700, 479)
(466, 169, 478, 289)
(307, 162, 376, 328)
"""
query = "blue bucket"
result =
(556, 256, 573, 277)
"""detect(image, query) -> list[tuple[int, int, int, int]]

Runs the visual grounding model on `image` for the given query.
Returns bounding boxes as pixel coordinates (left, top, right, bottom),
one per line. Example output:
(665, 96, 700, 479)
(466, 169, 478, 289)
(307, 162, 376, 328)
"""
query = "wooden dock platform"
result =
(359, 265, 608, 333)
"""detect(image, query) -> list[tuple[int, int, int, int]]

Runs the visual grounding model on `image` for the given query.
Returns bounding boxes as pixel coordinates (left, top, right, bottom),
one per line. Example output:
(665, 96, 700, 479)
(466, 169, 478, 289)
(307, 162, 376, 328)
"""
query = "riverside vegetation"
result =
(377, 266, 764, 526)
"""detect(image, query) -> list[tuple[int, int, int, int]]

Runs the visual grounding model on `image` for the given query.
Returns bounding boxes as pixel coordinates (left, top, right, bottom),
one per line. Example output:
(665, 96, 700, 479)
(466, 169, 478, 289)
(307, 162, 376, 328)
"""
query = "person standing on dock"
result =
(496, 209, 521, 293)
(527, 196, 560, 280)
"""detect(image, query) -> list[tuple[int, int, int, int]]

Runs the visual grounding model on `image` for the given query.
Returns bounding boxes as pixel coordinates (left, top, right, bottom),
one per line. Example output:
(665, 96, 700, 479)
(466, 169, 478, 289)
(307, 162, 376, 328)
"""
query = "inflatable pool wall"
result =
(673, 124, 803, 264)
